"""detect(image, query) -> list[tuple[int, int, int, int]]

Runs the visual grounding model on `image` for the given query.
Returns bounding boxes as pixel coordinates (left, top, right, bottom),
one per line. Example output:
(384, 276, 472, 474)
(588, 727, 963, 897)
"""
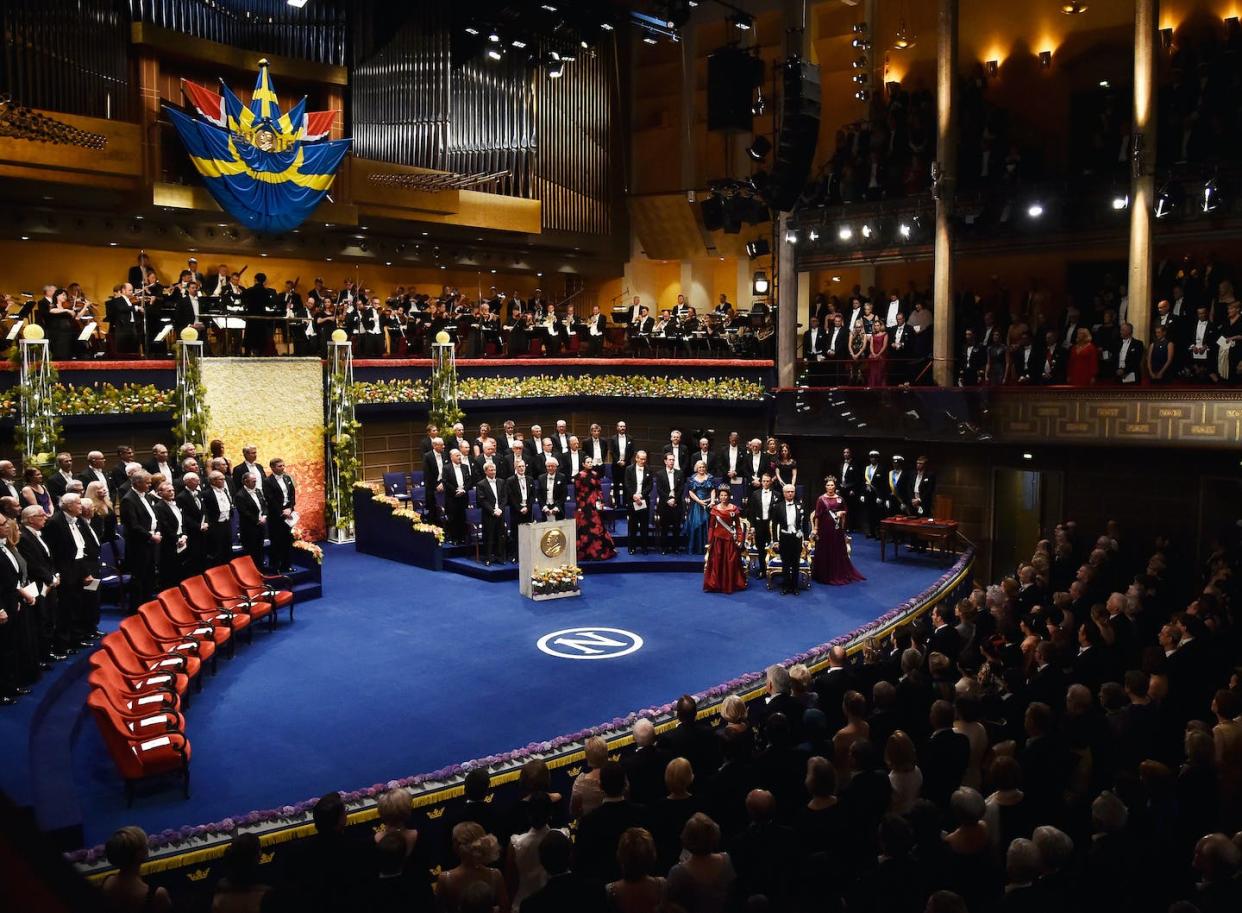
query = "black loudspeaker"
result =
(768, 60, 821, 212)
(701, 195, 725, 231)
(708, 47, 762, 132)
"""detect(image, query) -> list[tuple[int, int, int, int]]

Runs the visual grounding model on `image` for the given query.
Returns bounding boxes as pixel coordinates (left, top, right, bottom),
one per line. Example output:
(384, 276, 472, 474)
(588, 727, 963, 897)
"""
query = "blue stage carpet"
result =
(51, 539, 946, 846)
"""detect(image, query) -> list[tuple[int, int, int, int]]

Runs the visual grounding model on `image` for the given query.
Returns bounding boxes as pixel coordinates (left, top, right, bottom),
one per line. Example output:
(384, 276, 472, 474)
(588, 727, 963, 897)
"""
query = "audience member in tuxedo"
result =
(280, 792, 373, 913)
(119, 470, 161, 607)
(422, 438, 448, 526)
(40, 496, 90, 645)
(919, 700, 971, 815)
(928, 604, 962, 666)
(175, 473, 206, 578)
(582, 424, 610, 468)
(750, 663, 807, 743)
(203, 471, 236, 567)
(531, 437, 557, 479)
(152, 481, 187, 588)
(1037, 328, 1068, 384)
(810, 646, 854, 734)
(0, 461, 21, 502)
(662, 694, 722, 783)
(560, 437, 587, 480)
(143, 444, 177, 481)
(231, 445, 265, 492)
(535, 459, 566, 523)
(573, 762, 649, 885)
(731, 788, 798, 907)
(474, 463, 506, 565)
(235, 472, 268, 567)
(45, 453, 75, 507)
(443, 450, 471, 545)
(654, 453, 684, 555)
(740, 438, 769, 493)
(624, 450, 652, 555)
(505, 461, 534, 561)
(521, 425, 543, 467)
(958, 328, 987, 386)
(520, 830, 605, 913)
(621, 718, 672, 809)
(661, 429, 689, 475)
(862, 450, 885, 538)
(716, 431, 744, 484)
(746, 474, 777, 578)
(1011, 329, 1038, 383)
(834, 448, 862, 531)
(17, 507, 58, 662)
(262, 458, 297, 573)
(771, 484, 807, 595)
(610, 421, 635, 484)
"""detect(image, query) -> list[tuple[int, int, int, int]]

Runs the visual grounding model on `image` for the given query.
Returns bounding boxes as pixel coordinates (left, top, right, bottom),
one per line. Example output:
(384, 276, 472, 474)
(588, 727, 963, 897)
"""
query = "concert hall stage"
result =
(2, 539, 953, 852)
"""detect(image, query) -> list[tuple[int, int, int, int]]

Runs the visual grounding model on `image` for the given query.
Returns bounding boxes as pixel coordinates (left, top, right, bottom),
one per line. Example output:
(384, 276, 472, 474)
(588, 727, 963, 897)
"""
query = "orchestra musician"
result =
(584, 304, 606, 357)
(172, 280, 207, 344)
(104, 282, 144, 355)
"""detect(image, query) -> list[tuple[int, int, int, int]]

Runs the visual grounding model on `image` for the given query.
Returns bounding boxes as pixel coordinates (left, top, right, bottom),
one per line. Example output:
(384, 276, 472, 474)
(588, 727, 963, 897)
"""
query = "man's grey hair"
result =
(20, 505, 44, 523)
(544, 458, 559, 469)
(1032, 825, 1074, 870)
(1091, 791, 1128, 833)
(60, 493, 81, 509)
(1006, 838, 1042, 885)
(632, 718, 655, 747)
(432, 436, 444, 446)
(182, 472, 200, 484)
(766, 664, 791, 694)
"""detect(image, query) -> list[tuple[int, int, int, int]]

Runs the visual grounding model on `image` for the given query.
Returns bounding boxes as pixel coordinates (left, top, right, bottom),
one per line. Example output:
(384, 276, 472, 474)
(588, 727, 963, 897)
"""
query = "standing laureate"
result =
(573, 458, 615, 561)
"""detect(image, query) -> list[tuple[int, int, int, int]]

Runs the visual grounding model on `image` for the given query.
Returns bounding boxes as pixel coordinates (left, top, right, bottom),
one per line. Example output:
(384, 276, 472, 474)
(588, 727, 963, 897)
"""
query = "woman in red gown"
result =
(703, 487, 748, 593)
(574, 457, 615, 561)
(811, 478, 865, 585)
(1066, 327, 1099, 386)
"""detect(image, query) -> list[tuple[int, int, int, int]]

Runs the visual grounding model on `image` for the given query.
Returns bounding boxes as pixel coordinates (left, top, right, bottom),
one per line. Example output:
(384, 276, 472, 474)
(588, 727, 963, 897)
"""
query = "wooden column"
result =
(931, 0, 958, 387)
(1127, 0, 1157, 343)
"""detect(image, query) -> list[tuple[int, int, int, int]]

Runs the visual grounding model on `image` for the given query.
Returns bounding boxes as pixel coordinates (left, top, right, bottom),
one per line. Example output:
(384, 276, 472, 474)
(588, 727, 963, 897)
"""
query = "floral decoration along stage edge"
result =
(352, 374, 767, 405)
(361, 483, 446, 544)
(67, 545, 973, 869)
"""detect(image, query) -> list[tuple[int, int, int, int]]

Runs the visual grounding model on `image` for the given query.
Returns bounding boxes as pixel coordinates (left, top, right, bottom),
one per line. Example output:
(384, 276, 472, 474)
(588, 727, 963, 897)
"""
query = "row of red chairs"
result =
(86, 557, 294, 806)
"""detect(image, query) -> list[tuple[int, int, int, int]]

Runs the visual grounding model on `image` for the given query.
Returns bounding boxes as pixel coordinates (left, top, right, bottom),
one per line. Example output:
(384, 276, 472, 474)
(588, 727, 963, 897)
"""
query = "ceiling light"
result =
(852, 23, 868, 33)
(1098, 79, 1110, 88)
(1203, 178, 1219, 213)
(898, 222, 911, 239)
(511, 39, 527, 48)
(643, 36, 657, 44)
(601, 22, 614, 31)
(745, 238, 770, 259)
(752, 271, 770, 295)
(784, 229, 798, 243)
(487, 48, 503, 60)
(746, 136, 771, 161)
(852, 38, 871, 49)
(287, 0, 308, 7)
(838, 226, 853, 241)
(465, 27, 479, 35)
(1027, 202, 1044, 218)
(808, 228, 820, 241)
(1060, 1, 1087, 14)
(861, 224, 873, 238)
(19, 235, 29, 241)
(892, 21, 916, 50)
(541, 4, 557, 11)
(733, 14, 753, 30)
(488, 32, 500, 43)
(1111, 195, 1129, 210)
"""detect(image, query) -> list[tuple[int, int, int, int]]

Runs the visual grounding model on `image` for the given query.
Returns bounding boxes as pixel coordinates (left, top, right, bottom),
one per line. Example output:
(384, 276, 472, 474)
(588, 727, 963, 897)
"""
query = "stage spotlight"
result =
(1027, 202, 1044, 218)
(747, 136, 771, 162)
(808, 228, 820, 241)
(511, 39, 527, 48)
(752, 271, 770, 295)
(1202, 177, 1220, 213)
(784, 228, 799, 244)
(852, 22, 868, 33)
(547, 53, 565, 77)
(851, 38, 871, 49)
(898, 222, 912, 239)
(861, 224, 873, 239)
(855, 89, 870, 101)
(540, 3, 557, 10)
(465, 26, 479, 35)
(488, 31, 500, 43)
(853, 73, 868, 85)
(745, 238, 770, 259)
(852, 57, 867, 69)
(1060, 1, 1087, 13)
(1111, 194, 1129, 210)
(601, 22, 614, 31)
(487, 48, 503, 60)
(838, 225, 853, 241)
(733, 14, 753, 30)
(643, 35, 658, 44)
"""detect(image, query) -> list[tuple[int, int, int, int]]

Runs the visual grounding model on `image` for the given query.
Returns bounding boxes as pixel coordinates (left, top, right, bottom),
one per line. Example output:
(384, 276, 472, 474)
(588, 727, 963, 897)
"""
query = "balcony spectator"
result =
(1066, 328, 1100, 386)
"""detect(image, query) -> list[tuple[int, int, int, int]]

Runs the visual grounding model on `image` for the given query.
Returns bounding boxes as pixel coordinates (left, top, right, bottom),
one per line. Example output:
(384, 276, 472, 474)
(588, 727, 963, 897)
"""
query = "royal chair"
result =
(160, 586, 245, 655)
(137, 600, 218, 673)
(228, 556, 294, 622)
(97, 634, 191, 704)
(87, 690, 191, 805)
(764, 538, 814, 592)
(180, 576, 256, 645)
(203, 566, 275, 631)
(382, 472, 410, 501)
(117, 617, 202, 691)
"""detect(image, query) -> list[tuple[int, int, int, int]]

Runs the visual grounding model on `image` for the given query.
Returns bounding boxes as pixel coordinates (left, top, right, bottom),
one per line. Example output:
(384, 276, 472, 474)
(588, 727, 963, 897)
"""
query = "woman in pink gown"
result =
(811, 478, 865, 585)
(703, 487, 748, 593)
(868, 325, 888, 387)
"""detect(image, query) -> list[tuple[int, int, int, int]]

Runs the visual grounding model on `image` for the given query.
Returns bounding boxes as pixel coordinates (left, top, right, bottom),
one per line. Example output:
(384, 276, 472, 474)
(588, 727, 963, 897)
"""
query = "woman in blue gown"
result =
(682, 461, 715, 555)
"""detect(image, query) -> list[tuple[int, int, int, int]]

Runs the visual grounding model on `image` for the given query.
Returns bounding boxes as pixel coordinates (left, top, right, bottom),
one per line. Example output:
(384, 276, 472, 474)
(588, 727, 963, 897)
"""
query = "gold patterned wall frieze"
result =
(992, 390, 1242, 448)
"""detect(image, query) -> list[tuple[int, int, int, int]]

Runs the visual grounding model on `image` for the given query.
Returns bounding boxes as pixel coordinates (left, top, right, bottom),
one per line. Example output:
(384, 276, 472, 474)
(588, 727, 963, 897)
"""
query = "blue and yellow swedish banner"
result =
(166, 60, 350, 234)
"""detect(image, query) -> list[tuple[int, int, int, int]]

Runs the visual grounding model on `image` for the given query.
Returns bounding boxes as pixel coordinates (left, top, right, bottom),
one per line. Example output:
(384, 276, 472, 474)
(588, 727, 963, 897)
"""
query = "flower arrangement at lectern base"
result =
(531, 565, 583, 601)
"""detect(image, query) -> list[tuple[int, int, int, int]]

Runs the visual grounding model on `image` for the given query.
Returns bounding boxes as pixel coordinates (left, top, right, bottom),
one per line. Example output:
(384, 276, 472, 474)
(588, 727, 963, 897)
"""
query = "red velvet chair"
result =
(203, 566, 274, 631)
(87, 684, 186, 737)
(138, 599, 218, 672)
(115, 620, 202, 692)
(161, 585, 247, 654)
(87, 689, 191, 805)
(98, 634, 191, 703)
(228, 556, 294, 622)
(87, 662, 181, 715)
(181, 576, 257, 644)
